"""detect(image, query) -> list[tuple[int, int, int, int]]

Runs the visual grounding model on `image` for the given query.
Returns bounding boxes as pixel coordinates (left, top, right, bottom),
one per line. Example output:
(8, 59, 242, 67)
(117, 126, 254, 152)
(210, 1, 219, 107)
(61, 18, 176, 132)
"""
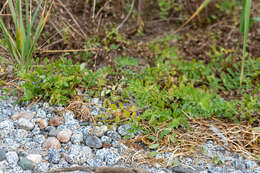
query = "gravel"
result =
(0, 94, 259, 173)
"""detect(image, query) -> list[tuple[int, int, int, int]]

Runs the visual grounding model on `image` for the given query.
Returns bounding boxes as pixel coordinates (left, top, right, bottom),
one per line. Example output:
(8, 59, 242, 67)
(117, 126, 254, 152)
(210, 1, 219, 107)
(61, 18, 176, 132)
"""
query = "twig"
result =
(116, 0, 135, 30)
(209, 125, 228, 147)
(56, 0, 86, 38)
(46, 166, 92, 173)
(46, 166, 149, 173)
(96, 13, 103, 33)
(95, 0, 110, 19)
(38, 48, 98, 54)
(0, 14, 11, 16)
(0, 0, 8, 14)
(92, 0, 96, 19)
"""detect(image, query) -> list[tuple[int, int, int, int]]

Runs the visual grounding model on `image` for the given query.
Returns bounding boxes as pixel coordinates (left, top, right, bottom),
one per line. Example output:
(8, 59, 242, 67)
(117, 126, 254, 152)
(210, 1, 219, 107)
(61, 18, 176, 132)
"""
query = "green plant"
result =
(158, 0, 174, 19)
(239, 0, 260, 87)
(18, 58, 105, 105)
(212, 156, 223, 165)
(215, 0, 239, 15)
(239, 0, 252, 86)
(0, 0, 52, 69)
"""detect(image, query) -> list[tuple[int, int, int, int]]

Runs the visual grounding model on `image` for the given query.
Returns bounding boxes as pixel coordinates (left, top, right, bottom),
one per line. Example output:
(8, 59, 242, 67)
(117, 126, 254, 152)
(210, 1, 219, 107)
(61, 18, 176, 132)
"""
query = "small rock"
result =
(34, 134, 46, 144)
(0, 120, 14, 136)
(63, 111, 76, 124)
(17, 118, 35, 131)
(229, 170, 243, 173)
(11, 111, 35, 120)
(231, 160, 246, 170)
(208, 164, 224, 173)
(2, 138, 20, 150)
(0, 149, 6, 161)
(253, 167, 260, 173)
(81, 126, 92, 136)
(36, 161, 50, 172)
(47, 127, 59, 137)
(15, 129, 29, 142)
(42, 137, 61, 149)
(106, 130, 121, 141)
(48, 149, 61, 164)
(26, 154, 42, 163)
(66, 145, 92, 164)
(85, 135, 102, 149)
(49, 116, 61, 127)
(36, 118, 48, 130)
(63, 111, 80, 131)
(118, 124, 132, 136)
(87, 158, 106, 167)
(172, 166, 201, 173)
(6, 151, 19, 165)
(92, 126, 108, 137)
(18, 157, 35, 170)
(92, 98, 100, 104)
(91, 108, 100, 116)
(32, 126, 41, 135)
(36, 109, 47, 118)
(101, 136, 112, 144)
(245, 159, 257, 169)
(57, 129, 72, 143)
(96, 148, 120, 165)
(71, 131, 84, 144)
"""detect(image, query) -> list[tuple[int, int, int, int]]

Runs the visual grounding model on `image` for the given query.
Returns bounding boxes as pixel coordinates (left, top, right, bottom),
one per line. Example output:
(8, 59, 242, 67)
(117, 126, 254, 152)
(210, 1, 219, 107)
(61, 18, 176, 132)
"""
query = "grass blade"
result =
(240, 0, 252, 87)
(174, 0, 212, 33)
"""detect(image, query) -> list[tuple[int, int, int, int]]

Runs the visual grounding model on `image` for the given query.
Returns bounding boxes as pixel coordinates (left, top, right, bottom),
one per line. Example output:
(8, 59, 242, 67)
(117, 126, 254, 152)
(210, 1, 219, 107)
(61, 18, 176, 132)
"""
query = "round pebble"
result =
(6, 151, 19, 165)
(17, 118, 35, 131)
(92, 125, 108, 137)
(26, 154, 42, 163)
(71, 131, 84, 144)
(48, 149, 61, 164)
(36, 118, 48, 130)
(49, 116, 61, 127)
(42, 137, 61, 149)
(11, 111, 35, 121)
(85, 135, 102, 149)
(57, 129, 72, 143)
(0, 149, 6, 161)
(18, 157, 35, 170)
(65, 145, 92, 164)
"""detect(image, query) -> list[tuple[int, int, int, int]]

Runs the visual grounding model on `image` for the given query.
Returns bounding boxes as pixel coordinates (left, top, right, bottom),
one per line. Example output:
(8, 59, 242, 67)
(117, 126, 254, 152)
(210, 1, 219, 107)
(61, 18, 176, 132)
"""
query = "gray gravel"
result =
(0, 94, 259, 173)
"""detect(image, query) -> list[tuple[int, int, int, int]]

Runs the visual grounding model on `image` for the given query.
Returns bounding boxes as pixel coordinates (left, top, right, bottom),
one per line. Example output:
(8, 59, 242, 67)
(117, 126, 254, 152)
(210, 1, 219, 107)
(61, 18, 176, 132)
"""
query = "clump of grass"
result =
(0, 0, 53, 70)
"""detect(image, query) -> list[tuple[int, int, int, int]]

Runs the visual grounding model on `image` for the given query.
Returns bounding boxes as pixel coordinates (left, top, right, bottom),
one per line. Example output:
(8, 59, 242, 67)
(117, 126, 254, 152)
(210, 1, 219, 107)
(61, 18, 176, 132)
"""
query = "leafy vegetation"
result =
(0, 0, 259, 157)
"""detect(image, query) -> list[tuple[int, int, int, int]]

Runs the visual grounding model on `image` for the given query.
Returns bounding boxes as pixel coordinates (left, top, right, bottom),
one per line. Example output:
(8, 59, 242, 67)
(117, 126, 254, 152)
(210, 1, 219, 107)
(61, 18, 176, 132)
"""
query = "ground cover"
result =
(0, 0, 259, 165)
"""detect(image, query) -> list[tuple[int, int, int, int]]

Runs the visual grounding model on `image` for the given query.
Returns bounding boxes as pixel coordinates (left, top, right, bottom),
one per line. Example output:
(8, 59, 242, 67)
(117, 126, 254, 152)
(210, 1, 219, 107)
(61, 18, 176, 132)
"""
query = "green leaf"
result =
(149, 143, 159, 150)
(111, 104, 118, 111)
(148, 135, 157, 142)
(150, 152, 158, 157)
(240, 0, 252, 86)
(159, 129, 171, 139)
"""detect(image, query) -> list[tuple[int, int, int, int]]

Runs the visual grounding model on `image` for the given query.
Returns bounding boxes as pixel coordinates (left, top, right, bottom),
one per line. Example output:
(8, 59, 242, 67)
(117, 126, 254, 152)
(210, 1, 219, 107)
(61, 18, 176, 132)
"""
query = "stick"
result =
(46, 166, 149, 173)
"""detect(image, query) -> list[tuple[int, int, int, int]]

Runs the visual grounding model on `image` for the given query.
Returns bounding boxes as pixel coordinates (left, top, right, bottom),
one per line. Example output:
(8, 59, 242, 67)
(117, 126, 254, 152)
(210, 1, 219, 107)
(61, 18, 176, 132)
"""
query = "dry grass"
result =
(65, 99, 260, 167)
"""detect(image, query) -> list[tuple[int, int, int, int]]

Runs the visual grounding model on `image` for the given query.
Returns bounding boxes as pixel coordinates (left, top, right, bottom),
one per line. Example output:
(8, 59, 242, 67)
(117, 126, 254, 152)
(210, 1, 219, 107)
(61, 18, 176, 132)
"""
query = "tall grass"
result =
(0, 0, 53, 70)
(239, 0, 252, 87)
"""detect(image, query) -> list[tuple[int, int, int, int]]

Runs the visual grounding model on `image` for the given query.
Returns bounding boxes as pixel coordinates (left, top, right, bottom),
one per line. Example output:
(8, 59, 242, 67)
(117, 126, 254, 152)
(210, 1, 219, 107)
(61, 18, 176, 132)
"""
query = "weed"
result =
(212, 156, 223, 165)
(18, 58, 106, 105)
